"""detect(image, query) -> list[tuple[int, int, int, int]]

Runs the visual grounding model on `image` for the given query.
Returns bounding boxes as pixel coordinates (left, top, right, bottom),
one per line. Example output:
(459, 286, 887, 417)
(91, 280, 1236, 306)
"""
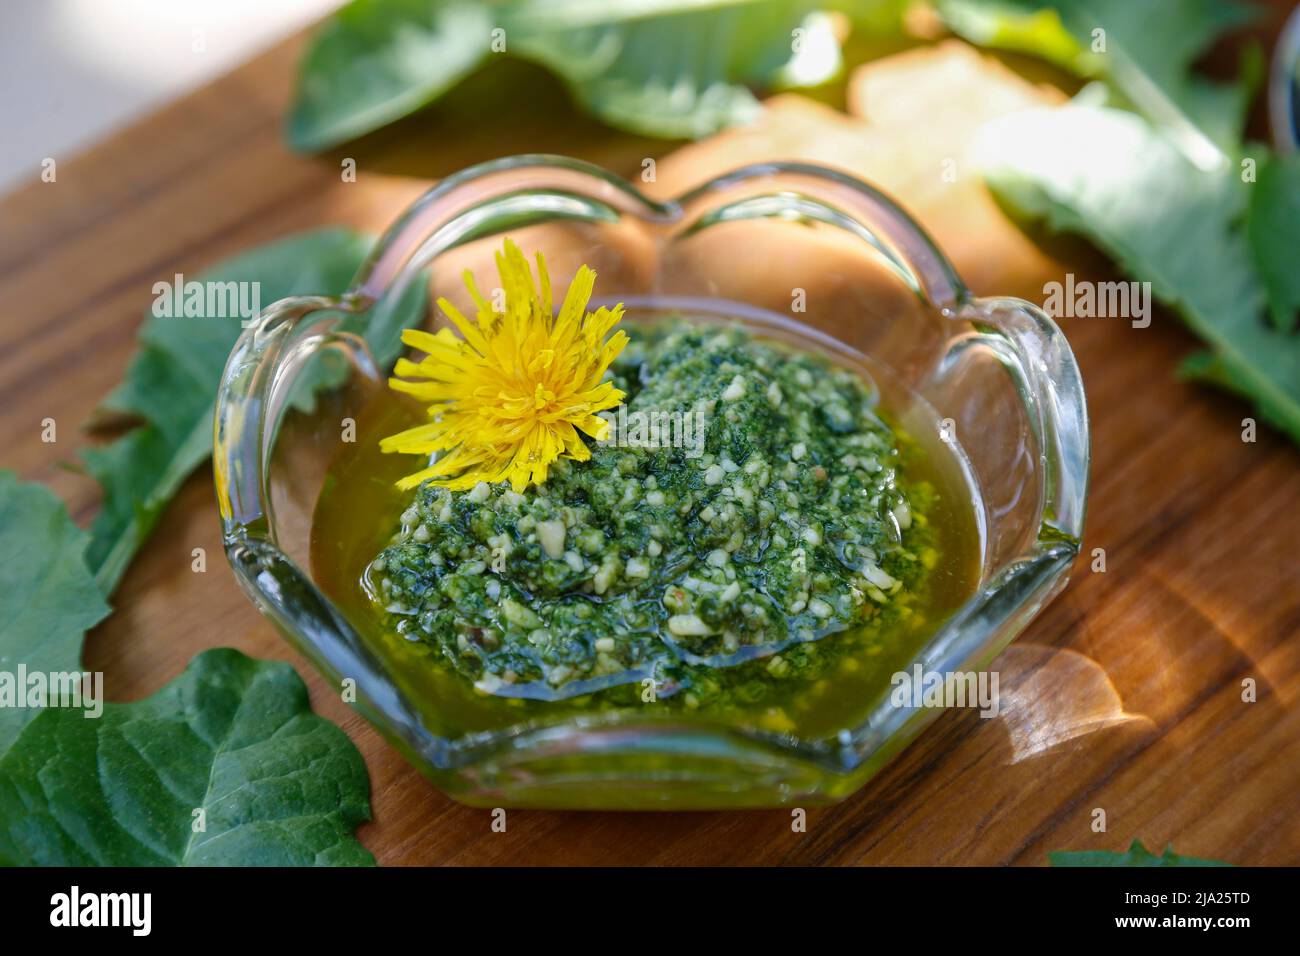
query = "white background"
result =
(0, 0, 346, 194)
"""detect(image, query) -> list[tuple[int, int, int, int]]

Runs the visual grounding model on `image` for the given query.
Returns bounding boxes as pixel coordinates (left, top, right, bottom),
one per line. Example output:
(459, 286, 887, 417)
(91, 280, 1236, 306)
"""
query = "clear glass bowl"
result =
(214, 156, 1088, 809)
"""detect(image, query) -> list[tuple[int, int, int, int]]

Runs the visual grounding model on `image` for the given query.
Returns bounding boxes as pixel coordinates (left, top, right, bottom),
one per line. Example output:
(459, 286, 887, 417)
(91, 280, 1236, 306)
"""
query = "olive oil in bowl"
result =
(310, 307, 983, 744)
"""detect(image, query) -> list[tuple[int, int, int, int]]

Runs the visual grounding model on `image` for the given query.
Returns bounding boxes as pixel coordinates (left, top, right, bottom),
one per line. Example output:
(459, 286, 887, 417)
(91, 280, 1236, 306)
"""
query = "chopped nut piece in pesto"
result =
(369, 320, 940, 702)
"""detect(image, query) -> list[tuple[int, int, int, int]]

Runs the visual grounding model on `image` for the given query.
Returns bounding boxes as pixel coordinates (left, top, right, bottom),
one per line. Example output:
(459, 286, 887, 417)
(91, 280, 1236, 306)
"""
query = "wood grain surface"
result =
(2, 11, 1297, 866)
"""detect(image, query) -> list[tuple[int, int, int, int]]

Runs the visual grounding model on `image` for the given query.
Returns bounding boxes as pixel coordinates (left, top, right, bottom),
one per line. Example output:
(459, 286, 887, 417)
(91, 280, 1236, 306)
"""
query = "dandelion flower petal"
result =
(381, 240, 627, 492)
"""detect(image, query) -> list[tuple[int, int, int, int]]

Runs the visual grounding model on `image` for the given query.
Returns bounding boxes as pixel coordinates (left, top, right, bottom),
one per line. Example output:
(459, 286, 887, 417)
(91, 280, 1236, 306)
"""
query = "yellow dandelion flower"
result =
(379, 240, 628, 493)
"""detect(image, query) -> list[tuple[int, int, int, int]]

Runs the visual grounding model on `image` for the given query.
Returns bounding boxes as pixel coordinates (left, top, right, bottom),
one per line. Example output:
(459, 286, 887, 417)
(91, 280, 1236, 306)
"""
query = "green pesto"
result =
(369, 321, 938, 710)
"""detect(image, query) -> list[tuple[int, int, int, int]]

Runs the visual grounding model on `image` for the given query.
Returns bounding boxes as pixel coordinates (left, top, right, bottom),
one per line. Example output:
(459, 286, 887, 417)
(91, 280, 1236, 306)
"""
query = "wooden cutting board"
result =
(2, 12, 1297, 866)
